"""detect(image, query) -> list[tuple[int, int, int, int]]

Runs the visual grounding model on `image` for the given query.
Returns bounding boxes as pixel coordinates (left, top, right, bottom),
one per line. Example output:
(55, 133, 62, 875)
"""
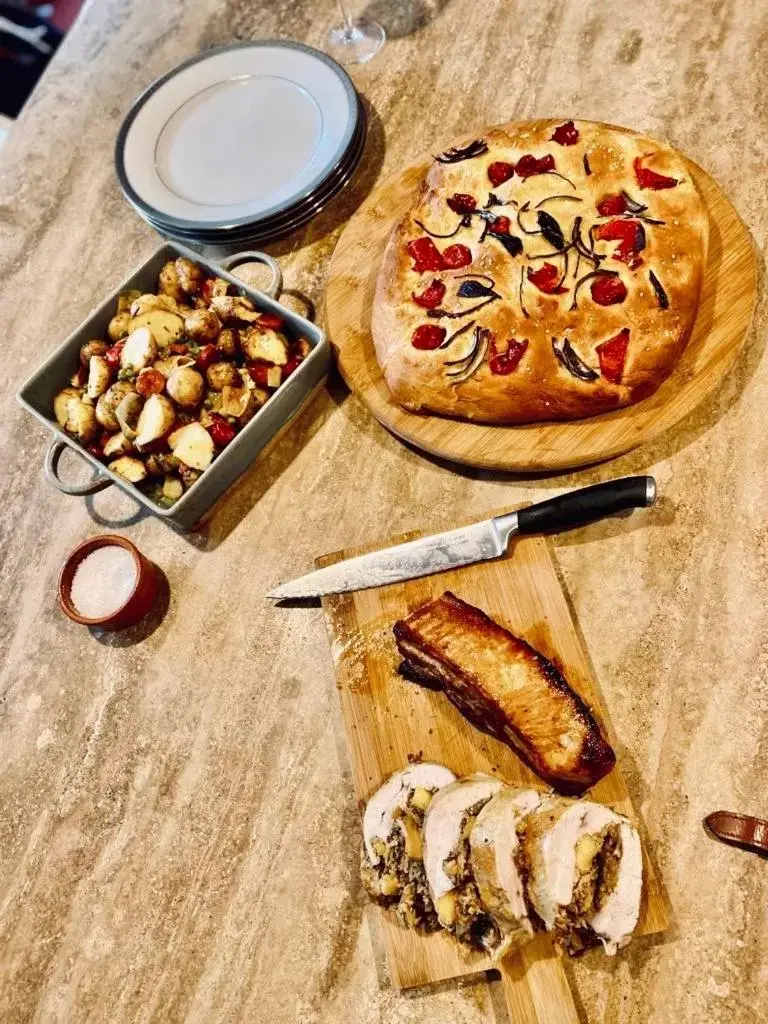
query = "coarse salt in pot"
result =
(58, 535, 157, 630)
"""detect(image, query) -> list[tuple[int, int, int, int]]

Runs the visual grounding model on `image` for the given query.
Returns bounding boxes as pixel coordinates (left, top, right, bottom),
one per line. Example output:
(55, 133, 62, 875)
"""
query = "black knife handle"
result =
(515, 476, 656, 536)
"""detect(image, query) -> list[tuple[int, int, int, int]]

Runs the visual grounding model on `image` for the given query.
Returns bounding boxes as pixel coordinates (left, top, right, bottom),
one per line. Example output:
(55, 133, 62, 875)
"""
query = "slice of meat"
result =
(393, 592, 616, 793)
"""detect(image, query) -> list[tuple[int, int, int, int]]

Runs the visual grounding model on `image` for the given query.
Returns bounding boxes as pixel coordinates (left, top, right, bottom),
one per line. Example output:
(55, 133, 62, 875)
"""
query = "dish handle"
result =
(45, 440, 112, 496)
(218, 251, 283, 299)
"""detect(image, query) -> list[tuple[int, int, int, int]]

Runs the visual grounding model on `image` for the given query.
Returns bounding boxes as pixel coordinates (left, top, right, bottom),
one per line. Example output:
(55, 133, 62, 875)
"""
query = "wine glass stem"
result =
(337, 0, 354, 32)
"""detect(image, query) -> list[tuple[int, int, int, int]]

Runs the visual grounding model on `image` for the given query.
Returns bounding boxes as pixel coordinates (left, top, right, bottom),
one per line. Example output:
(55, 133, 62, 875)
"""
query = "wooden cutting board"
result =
(325, 130, 756, 471)
(318, 517, 669, 1022)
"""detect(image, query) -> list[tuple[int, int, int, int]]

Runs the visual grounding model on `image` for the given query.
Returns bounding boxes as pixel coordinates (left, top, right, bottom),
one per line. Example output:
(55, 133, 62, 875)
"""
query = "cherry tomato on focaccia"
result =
(441, 244, 472, 269)
(487, 161, 514, 187)
(634, 155, 678, 190)
(593, 219, 646, 267)
(515, 153, 555, 179)
(411, 324, 446, 350)
(551, 121, 579, 145)
(596, 328, 631, 384)
(412, 279, 447, 309)
(489, 338, 528, 374)
(447, 193, 477, 214)
(527, 262, 567, 295)
(590, 276, 627, 306)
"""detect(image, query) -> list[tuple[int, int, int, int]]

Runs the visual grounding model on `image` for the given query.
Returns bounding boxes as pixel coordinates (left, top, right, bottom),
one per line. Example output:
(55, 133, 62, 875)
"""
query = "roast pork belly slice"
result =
(393, 592, 616, 794)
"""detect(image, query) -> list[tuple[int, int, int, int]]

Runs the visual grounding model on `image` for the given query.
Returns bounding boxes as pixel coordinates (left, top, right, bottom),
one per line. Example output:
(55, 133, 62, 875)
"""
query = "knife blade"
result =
(267, 476, 656, 601)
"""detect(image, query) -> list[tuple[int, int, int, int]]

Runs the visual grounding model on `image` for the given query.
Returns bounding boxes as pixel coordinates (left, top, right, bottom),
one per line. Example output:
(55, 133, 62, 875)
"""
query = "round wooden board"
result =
(325, 150, 756, 472)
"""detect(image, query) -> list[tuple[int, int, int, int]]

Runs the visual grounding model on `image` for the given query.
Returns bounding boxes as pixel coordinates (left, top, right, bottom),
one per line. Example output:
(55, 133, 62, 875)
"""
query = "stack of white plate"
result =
(115, 41, 366, 247)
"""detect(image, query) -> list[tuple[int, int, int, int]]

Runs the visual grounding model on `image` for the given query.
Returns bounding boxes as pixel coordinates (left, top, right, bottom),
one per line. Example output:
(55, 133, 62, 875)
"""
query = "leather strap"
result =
(704, 810, 768, 855)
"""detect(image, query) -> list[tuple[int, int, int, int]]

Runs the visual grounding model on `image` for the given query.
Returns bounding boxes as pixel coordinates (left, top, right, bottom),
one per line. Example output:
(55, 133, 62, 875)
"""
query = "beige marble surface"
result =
(1, 0, 767, 1021)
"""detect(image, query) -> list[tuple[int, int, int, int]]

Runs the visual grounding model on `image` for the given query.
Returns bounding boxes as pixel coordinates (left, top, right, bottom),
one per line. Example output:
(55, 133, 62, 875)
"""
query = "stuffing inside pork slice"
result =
(469, 787, 542, 958)
(360, 763, 456, 931)
(423, 774, 506, 951)
(523, 799, 642, 955)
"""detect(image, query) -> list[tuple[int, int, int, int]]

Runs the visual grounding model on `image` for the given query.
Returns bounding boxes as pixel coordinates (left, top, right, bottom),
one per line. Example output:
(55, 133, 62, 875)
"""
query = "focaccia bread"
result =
(372, 119, 708, 424)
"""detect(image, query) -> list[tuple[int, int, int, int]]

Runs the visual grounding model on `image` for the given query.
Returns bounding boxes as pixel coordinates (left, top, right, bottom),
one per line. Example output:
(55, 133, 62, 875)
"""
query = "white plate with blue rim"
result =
(116, 40, 360, 233)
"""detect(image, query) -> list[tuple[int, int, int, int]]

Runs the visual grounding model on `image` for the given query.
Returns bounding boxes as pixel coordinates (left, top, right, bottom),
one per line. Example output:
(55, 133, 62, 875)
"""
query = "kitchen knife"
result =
(267, 476, 656, 601)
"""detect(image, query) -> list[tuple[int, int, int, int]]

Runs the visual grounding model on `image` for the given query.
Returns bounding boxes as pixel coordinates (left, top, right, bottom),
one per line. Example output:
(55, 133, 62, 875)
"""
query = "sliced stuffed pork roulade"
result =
(361, 762, 456, 930)
(469, 787, 542, 958)
(422, 773, 505, 951)
(523, 798, 643, 955)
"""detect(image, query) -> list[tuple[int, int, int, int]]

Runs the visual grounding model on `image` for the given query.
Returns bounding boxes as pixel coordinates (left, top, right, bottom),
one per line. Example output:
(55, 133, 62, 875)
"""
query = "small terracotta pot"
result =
(58, 535, 157, 631)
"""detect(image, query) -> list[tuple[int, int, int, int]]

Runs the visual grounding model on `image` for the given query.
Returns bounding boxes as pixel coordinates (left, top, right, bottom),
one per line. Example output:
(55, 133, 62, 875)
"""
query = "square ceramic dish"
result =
(16, 241, 330, 530)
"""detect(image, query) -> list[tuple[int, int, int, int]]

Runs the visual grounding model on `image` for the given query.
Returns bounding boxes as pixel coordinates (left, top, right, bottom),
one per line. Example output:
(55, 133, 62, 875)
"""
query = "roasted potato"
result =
(53, 387, 82, 427)
(206, 361, 241, 391)
(109, 456, 147, 484)
(210, 295, 260, 324)
(168, 421, 214, 470)
(162, 476, 184, 502)
(146, 452, 181, 477)
(134, 394, 176, 448)
(116, 289, 141, 313)
(240, 326, 289, 365)
(86, 355, 111, 400)
(218, 385, 253, 419)
(216, 327, 239, 358)
(184, 308, 220, 343)
(154, 354, 196, 378)
(167, 367, 204, 408)
(175, 257, 204, 295)
(158, 261, 185, 302)
(96, 381, 135, 431)
(107, 310, 132, 342)
(121, 326, 157, 371)
(130, 309, 185, 348)
(115, 392, 144, 440)
(79, 340, 108, 366)
(54, 392, 98, 442)
(103, 431, 134, 458)
(130, 293, 182, 318)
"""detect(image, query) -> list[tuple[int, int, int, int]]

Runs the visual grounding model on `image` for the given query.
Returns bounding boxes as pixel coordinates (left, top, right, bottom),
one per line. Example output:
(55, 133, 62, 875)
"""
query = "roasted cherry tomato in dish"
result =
(257, 313, 286, 331)
(104, 341, 125, 371)
(281, 356, 303, 381)
(194, 344, 219, 372)
(135, 368, 167, 396)
(207, 414, 237, 448)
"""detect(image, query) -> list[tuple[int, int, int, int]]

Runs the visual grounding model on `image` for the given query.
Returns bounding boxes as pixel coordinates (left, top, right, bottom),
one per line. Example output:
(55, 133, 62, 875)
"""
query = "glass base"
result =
(326, 18, 386, 65)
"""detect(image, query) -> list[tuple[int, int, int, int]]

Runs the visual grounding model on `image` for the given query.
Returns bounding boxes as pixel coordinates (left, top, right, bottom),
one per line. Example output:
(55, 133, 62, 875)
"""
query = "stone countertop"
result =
(1, 1, 767, 1021)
